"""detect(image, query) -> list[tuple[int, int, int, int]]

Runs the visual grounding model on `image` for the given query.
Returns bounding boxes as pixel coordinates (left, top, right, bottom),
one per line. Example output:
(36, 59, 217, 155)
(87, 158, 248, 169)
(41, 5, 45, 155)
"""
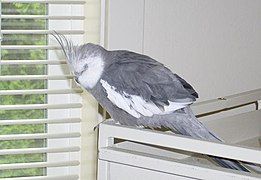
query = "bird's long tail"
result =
(163, 106, 250, 172)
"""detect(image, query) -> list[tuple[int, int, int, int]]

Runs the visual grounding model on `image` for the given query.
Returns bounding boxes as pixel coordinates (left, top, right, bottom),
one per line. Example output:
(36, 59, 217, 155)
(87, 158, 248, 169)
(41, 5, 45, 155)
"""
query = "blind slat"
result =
(2, 0, 85, 4)
(0, 146, 80, 155)
(0, 60, 66, 65)
(0, 161, 80, 170)
(0, 103, 82, 110)
(0, 132, 81, 140)
(0, 75, 73, 80)
(0, 118, 81, 125)
(1, 30, 84, 34)
(0, 88, 82, 95)
(3, 175, 79, 180)
(1, 15, 85, 20)
(0, 45, 60, 50)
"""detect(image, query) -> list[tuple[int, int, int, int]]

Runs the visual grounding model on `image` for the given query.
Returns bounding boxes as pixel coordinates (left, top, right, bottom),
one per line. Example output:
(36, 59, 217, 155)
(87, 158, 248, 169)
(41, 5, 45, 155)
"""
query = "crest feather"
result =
(51, 31, 76, 71)
(51, 31, 78, 72)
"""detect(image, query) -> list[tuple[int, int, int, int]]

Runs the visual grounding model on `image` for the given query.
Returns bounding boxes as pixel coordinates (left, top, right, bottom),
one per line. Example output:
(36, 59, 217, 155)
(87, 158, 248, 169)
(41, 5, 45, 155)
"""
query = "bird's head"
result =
(52, 32, 106, 88)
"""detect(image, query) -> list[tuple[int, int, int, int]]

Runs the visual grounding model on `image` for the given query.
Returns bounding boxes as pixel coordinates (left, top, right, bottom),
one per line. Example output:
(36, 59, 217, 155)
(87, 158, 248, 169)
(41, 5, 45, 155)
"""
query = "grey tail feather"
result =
(211, 157, 250, 172)
(164, 107, 250, 172)
(244, 163, 261, 173)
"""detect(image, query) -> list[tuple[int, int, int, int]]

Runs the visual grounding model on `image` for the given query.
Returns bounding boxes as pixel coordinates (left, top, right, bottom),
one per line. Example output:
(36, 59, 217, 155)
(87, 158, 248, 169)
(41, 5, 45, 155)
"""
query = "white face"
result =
(73, 56, 105, 89)
(72, 59, 88, 79)
(56, 38, 105, 89)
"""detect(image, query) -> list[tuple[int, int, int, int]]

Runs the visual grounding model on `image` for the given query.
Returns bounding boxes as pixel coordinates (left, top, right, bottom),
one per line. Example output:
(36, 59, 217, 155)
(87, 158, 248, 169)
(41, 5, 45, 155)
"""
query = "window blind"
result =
(0, 0, 85, 179)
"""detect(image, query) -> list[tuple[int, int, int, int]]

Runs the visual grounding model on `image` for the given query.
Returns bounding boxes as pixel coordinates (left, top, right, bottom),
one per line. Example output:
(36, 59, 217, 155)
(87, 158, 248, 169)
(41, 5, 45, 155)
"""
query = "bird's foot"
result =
(93, 118, 119, 131)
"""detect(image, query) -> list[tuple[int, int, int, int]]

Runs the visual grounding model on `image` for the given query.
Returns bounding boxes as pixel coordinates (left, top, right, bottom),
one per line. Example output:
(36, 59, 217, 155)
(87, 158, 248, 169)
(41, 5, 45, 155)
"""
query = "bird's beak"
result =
(74, 76, 79, 84)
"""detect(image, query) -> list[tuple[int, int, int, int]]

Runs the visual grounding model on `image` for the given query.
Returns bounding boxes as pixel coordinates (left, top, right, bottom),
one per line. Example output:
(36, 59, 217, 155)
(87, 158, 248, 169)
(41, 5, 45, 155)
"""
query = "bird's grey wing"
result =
(106, 51, 198, 101)
(100, 51, 198, 118)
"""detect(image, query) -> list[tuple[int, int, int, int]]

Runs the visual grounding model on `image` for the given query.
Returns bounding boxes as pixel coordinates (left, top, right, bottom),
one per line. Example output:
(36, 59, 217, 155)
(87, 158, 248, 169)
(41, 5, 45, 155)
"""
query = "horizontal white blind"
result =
(3, 175, 80, 180)
(0, 146, 80, 155)
(0, 45, 60, 49)
(0, 161, 80, 170)
(0, 75, 74, 80)
(0, 118, 82, 125)
(0, 60, 67, 65)
(1, 30, 84, 34)
(1, 15, 85, 19)
(0, 0, 85, 179)
(0, 89, 82, 95)
(0, 103, 82, 110)
(2, 0, 85, 4)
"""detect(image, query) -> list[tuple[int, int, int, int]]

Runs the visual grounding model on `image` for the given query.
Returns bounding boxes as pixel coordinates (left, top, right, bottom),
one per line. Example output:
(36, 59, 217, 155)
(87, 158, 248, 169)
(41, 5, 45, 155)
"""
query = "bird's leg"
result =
(93, 120, 105, 131)
(93, 118, 119, 131)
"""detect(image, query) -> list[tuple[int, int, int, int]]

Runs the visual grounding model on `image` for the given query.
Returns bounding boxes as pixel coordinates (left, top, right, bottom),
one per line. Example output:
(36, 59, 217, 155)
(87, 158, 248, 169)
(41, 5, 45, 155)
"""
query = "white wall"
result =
(104, 0, 261, 101)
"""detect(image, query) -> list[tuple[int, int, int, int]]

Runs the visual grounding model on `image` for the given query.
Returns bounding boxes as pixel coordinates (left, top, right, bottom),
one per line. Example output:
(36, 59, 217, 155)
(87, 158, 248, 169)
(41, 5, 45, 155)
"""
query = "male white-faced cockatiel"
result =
(53, 33, 251, 172)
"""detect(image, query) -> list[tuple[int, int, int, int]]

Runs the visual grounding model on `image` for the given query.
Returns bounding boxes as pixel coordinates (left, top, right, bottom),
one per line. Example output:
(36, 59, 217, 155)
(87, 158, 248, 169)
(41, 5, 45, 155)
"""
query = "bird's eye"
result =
(74, 64, 88, 77)
(74, 72, 80, 77)
(83, 64, 88, 69)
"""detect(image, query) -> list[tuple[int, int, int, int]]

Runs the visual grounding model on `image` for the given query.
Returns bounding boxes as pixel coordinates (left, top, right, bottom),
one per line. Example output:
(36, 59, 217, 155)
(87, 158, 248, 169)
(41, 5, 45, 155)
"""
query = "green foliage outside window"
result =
(0, 2, 47, 178)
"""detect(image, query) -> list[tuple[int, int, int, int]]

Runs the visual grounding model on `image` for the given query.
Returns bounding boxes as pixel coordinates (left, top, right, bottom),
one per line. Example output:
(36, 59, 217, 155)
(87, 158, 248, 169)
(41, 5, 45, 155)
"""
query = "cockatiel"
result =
(53, 32, 251, 172)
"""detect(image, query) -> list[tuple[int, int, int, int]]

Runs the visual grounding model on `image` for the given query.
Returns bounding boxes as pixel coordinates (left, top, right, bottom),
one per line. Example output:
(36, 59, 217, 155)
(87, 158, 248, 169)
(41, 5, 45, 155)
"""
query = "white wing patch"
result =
(100, 79, 192, 118)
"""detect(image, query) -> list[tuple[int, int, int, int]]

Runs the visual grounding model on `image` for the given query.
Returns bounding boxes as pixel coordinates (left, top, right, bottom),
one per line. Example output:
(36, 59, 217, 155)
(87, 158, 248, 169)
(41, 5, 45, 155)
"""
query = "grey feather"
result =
(102, 50, 198, 105)
(53, 33, 252, 172)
